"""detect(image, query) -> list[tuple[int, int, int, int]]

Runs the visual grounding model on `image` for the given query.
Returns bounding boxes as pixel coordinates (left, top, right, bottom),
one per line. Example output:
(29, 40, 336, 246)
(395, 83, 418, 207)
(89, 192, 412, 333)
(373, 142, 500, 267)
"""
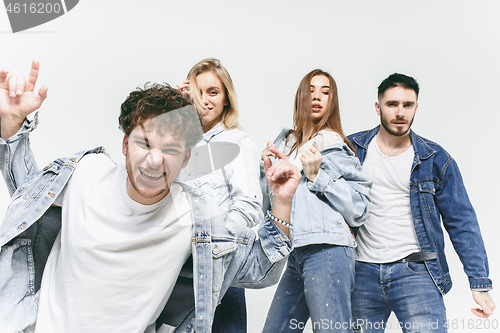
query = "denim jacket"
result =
(260, 129, 372, 248)
(178, 123, 263, 228)
(348, 126, 492, 294)
(0, 118, 291, 333)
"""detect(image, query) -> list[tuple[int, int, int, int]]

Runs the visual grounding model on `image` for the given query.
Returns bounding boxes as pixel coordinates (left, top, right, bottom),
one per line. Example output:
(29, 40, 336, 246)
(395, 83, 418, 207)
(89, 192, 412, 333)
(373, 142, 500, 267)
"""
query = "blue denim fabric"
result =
(0, 113, 39, 196)
(179, 122, 263, 228)
(179, 123, 263, 333)
(260, 129, 370, 333)
(261, 129, 372, 248)
(347, 126, 491, 294)
(0, 119, 292, 333)
(263, 244, 355, 333)
(211, 287, 246, 333)
(352, 261, 447, 333)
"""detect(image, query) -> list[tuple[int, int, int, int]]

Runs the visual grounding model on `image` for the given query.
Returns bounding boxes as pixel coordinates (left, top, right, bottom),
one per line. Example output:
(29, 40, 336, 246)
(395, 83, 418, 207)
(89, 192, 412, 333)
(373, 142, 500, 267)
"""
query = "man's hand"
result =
(300, 142, 322, 182)
(263, 147, 300, 236)
(472, 291, 495, 318)
(0, 60, 48, 140)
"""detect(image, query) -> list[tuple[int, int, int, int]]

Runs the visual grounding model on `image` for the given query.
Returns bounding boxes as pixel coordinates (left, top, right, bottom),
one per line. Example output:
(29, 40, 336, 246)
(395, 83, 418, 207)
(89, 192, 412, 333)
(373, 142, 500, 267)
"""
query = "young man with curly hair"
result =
(0, 61, 300, 333)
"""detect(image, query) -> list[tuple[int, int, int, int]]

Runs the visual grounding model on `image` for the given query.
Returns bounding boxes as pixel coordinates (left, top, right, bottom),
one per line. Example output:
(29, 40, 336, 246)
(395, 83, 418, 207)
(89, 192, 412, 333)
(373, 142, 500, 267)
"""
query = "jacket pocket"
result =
(418, 180, 437, 212)
(191, 173, 229, 206)
(15, 163, 61, 200)
(211, 241, 237, 293)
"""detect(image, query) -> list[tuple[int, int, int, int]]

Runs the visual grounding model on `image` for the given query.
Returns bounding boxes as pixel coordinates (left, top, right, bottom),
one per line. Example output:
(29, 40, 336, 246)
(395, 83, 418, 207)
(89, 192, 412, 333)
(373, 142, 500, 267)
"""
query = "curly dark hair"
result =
(119, 83, 203, 149)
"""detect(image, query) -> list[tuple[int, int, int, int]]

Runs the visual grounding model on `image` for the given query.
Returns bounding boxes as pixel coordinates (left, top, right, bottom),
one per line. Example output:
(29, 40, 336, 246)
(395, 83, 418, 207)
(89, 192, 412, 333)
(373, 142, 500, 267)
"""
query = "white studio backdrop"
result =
(0, 1, 498, 332)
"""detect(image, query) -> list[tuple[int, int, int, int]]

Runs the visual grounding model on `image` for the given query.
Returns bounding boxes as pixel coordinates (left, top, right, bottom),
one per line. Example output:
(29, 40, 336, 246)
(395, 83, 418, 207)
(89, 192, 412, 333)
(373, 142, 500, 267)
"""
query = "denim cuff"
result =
(258, 215, 293, 263)
(469, 277, 493, 291)
(1, 113, 38, 145)
(306, 168, 330, 193)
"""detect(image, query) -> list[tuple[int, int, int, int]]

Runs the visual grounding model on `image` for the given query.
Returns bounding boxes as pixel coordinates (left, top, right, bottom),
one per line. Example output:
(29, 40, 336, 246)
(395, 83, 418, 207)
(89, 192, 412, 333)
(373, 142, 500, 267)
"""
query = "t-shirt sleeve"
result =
(314, 130, 344, 151)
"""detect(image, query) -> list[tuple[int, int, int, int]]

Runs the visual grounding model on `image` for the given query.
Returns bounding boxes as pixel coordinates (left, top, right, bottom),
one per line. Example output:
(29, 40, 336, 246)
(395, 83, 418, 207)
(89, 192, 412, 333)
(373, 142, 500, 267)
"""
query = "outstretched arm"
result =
(230, 147, 299, 289)
(0, 60, 48, 140)
(0, 60, 48, 195)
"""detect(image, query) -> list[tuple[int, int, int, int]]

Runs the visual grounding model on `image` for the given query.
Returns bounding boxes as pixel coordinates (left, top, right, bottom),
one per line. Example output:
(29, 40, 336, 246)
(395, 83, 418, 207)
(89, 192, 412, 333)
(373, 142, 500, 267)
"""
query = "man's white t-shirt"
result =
(355, 138, 420, 263)
(34, 154, 192, 333)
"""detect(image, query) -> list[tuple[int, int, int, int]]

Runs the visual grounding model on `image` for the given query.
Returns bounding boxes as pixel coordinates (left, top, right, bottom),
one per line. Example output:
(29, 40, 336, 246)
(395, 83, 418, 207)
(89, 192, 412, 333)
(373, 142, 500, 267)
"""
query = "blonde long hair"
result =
(187, 58, 239, 130)
(289, 69, 355, 155)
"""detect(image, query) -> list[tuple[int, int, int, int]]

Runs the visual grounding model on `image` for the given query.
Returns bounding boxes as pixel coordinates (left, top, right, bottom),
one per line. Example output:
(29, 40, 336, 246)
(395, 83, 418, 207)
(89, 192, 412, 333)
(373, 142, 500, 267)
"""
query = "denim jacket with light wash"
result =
(260, 129, 372, 248)
(178, 123, 263, 228)
(0, 117, 291, 333)
(348, 126, 492, 295)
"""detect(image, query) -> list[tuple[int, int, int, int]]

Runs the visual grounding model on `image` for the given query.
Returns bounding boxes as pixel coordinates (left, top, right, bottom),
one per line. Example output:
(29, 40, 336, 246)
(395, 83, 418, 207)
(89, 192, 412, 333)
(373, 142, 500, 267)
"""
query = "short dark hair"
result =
(119, 83, 203, 149)
(378, 73, 419, 100)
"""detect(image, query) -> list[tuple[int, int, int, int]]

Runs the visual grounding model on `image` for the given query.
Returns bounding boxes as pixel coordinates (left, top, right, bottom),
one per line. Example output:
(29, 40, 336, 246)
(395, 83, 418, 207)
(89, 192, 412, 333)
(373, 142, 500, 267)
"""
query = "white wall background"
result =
(1, 1, 498, 332)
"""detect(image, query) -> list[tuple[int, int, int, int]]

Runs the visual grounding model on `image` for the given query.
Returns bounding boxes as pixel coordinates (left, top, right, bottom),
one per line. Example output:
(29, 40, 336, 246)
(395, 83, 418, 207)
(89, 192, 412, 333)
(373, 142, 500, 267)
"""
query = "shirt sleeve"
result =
(435, 158, 492, 290)
(222, 134, 264, 228)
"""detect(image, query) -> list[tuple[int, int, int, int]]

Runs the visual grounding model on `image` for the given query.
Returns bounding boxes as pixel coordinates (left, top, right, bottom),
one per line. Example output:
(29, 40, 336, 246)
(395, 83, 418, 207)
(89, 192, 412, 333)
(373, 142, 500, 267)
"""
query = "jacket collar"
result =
(202, 122, 224, 142)
(273, 128, 292, 146)
(352, 125, 435, 161)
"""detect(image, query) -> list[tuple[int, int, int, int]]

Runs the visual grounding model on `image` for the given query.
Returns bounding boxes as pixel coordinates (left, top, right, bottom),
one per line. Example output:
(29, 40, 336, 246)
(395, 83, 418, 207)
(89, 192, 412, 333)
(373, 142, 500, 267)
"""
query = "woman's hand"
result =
(261, 141, 276, 160)
(300, 142, 322, 182)
(176, 80, 190, 94)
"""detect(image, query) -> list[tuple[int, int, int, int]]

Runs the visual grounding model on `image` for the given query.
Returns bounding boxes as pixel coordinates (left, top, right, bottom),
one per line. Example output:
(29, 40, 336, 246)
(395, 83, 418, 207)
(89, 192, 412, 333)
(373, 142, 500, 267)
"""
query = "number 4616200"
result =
(445, 318, 498, 330)
(6, 2, 62, 14)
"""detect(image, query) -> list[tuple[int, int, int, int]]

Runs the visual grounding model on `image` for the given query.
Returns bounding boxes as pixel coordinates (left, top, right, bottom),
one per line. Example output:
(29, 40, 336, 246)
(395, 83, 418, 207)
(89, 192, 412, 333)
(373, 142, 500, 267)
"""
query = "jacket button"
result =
(212, 245, 219, 255)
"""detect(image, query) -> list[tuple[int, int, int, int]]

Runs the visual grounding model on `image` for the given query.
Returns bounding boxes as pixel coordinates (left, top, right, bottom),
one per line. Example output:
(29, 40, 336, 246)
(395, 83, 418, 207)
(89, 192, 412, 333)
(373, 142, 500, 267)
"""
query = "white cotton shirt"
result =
(34, 154, 192, 333)
(283, 130, 344, 170)
(355, 139, 420, 263)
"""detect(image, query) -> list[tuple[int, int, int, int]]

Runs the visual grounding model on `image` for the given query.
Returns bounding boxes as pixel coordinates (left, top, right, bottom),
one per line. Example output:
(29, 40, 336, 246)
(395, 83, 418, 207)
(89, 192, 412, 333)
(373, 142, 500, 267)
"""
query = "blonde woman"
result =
(174, 58, 262, 333)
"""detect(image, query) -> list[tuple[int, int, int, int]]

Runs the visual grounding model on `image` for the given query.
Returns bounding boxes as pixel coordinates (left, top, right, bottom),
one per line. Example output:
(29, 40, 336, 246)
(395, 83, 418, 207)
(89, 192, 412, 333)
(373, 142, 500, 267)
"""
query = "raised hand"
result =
(300, 142, 322, 182)
(261, 141, 276, 160)
(263, 147, 300, 236)
(0, 60, 48, 140)
(176, 80, 190, 94)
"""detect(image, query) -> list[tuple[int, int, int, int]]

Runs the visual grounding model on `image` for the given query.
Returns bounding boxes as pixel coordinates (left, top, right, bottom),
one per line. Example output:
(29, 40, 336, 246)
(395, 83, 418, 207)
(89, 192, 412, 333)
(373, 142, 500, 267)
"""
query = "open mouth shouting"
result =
(139, 167, 166, 182)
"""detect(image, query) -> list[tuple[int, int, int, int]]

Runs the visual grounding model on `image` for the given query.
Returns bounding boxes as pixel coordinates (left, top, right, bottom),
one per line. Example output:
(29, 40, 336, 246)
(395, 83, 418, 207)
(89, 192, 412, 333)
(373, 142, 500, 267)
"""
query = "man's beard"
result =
(380, 109, 414, 137)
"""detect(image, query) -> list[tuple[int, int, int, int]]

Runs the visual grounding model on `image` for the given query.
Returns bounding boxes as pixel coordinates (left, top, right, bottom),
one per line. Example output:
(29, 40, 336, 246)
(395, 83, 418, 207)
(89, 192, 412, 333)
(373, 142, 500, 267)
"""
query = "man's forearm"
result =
(0, 115, 26, 141)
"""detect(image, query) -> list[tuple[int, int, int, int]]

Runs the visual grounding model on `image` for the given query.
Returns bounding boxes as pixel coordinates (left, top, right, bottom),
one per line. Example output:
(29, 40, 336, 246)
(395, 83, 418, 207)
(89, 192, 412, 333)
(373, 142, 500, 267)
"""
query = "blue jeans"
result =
(351, 261, 447, 333)
(263, 244, 355, 333)
(212, 287, 247, 332)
